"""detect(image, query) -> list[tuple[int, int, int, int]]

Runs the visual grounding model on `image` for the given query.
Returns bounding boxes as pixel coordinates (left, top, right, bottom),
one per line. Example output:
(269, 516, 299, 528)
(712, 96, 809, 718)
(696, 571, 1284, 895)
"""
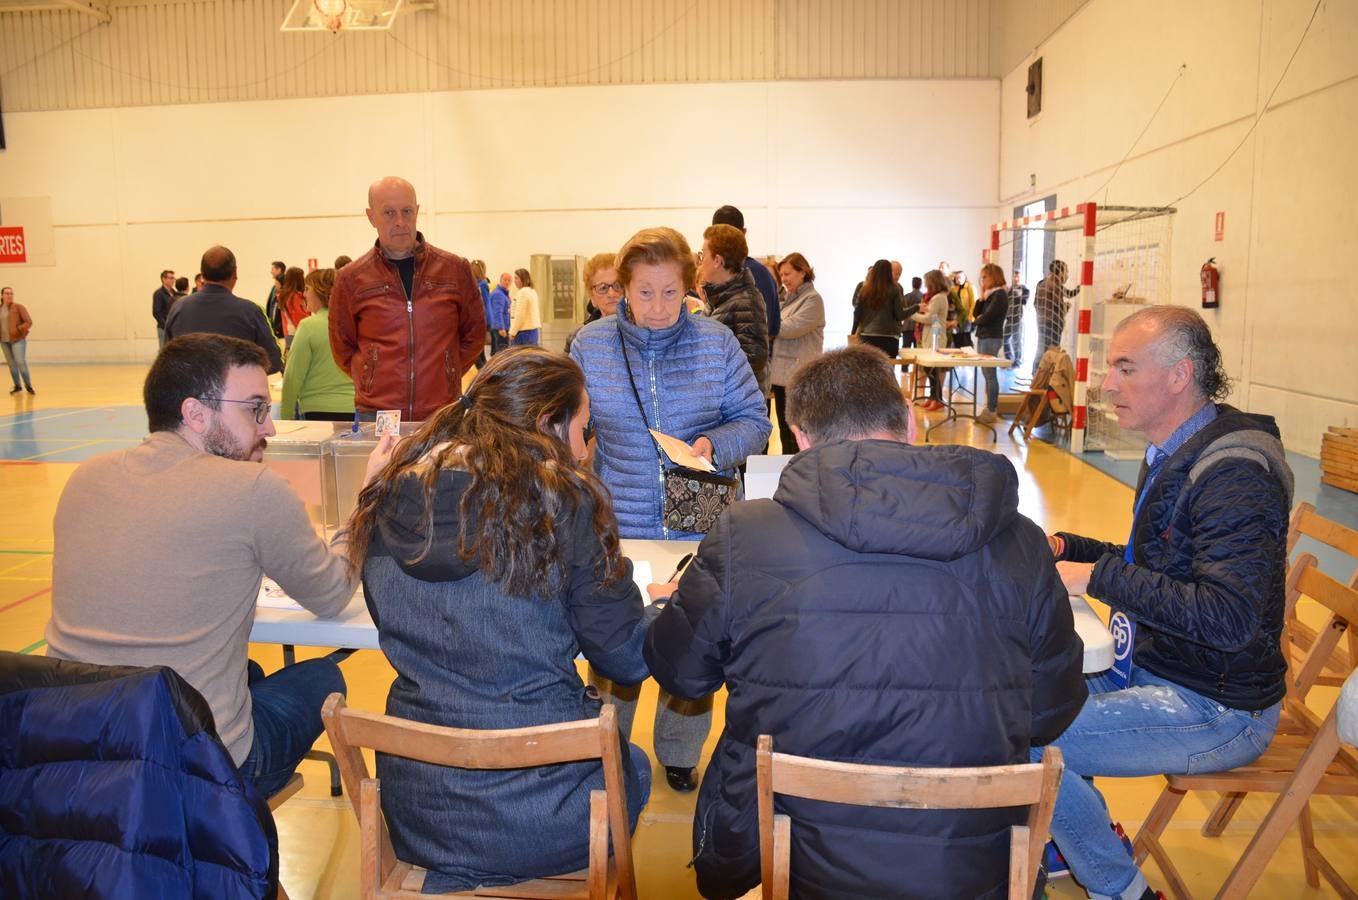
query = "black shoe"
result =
(24, 386, 34, 394)
(664, 766, 698, 792)
(8, 387, 19, 394)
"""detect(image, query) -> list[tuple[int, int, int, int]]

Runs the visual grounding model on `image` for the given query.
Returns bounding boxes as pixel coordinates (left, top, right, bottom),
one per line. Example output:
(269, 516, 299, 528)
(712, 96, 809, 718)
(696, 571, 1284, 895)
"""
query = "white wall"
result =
(995, 0, 1358, 457)
(0, 77, 998, 361)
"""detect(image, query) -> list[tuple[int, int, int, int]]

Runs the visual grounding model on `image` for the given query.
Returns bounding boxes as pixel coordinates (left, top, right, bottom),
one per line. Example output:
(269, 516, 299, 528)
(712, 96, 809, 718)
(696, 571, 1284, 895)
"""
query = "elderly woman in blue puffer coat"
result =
(570, 225, 770, 795)
(570, 226, 770, 540)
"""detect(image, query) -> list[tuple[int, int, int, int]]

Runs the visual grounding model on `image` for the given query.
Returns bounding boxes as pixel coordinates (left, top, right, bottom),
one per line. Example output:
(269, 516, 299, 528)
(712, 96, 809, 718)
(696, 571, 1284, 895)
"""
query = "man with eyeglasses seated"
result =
(165, 245, 283, 374)
(45, 334, 394, 798)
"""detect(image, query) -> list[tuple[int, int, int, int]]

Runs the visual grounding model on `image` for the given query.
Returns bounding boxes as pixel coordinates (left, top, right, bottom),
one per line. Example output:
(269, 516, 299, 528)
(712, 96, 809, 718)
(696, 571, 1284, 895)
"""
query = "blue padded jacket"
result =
(0, 652, 278, 900)
(644, 441, 1087, 899)
(570, 301, 771, 539)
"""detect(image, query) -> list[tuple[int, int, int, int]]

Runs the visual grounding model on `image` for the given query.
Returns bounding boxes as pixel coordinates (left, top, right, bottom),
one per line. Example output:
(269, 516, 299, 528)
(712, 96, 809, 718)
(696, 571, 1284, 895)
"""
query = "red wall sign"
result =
(0, 226, 27, 264)
(1214, 211, 1225, 242)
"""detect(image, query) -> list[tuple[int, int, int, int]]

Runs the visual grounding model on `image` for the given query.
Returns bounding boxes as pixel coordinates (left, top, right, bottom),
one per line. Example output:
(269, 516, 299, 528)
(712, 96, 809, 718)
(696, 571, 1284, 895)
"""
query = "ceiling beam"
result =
(49, 0, 111, 22)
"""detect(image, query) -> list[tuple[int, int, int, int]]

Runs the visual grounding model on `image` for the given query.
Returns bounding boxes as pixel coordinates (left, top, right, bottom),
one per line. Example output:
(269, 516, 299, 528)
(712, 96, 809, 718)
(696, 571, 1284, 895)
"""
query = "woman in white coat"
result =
(508, 268, 541, 346)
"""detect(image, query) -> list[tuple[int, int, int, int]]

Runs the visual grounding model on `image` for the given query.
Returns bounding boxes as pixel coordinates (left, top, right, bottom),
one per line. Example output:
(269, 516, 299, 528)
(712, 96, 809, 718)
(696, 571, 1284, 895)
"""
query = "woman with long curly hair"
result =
(344, 347, 652, 892)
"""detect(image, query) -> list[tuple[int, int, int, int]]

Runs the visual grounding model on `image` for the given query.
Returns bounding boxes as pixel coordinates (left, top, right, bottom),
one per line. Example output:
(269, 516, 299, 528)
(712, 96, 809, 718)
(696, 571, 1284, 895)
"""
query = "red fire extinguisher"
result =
(1200, 258, 1220, 309)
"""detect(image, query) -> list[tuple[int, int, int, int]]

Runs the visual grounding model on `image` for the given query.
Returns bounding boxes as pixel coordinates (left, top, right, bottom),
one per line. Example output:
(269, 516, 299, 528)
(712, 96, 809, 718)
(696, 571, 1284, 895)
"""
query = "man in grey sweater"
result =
(46, 334, 393, 797)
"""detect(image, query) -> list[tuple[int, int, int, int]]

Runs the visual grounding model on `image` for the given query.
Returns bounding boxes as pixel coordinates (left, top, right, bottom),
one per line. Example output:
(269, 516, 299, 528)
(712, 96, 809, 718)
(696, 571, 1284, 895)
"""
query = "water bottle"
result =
(930, 321, 942, 351)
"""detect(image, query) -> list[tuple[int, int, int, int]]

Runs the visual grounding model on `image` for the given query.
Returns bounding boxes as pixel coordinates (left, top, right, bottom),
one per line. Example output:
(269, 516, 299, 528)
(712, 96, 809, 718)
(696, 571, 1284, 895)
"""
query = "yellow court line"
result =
(20, 439, 109, 461)
(0, 576, 53, 582)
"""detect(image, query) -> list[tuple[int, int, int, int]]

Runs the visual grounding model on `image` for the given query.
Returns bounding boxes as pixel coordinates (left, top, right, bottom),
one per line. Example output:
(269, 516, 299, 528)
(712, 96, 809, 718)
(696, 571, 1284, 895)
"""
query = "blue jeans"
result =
(2, 339, 32, 390)
(1033, 667, 1279, 899)
(512, 329, 540, 346)
(241, 654, 346, 797)
(977, 337, 1002, 411)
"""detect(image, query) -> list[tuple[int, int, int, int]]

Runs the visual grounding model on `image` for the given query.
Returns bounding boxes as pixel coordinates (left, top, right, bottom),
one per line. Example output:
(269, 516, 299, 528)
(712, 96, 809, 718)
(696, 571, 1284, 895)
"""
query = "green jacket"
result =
(280, 309, 354, 417)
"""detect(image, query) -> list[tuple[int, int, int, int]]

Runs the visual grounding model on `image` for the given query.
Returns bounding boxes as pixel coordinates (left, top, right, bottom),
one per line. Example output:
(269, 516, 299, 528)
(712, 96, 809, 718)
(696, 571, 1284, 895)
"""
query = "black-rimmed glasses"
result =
(590, 281, 623, 295)
(201, 397, 270, 424)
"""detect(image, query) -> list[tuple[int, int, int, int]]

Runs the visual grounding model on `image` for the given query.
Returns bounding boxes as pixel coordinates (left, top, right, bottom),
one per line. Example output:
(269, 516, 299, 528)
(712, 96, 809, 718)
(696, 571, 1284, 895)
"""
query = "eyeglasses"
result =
(201, 397, 271, 425)
(590, 281, 623, 295)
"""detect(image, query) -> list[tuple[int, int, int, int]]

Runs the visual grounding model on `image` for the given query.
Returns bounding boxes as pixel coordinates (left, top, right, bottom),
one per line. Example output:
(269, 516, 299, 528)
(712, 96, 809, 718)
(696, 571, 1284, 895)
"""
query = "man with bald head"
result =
(329, 176, 485, 420)
(165, 245, 283, 373)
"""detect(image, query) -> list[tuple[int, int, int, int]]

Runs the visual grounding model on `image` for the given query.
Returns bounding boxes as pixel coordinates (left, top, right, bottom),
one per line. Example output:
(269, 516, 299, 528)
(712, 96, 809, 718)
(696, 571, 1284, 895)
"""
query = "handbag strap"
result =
(617, 318, 666, 465)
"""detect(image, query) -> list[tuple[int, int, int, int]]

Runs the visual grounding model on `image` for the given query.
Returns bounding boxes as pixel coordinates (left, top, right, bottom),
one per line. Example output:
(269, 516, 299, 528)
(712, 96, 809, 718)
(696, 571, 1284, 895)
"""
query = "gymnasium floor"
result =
(2, 364, 1356, 899)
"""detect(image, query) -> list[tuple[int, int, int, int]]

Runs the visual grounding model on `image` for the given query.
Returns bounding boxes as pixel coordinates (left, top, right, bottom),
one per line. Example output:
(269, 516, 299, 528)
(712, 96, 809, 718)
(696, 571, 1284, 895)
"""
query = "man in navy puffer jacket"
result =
(645, 345, 1087, 899)
(1046, 306, 1294, 900)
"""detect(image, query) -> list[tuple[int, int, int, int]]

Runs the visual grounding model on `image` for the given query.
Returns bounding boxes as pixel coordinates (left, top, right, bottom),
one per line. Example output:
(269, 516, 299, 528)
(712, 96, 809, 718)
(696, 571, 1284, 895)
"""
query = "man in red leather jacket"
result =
(330, 176, 486, 420)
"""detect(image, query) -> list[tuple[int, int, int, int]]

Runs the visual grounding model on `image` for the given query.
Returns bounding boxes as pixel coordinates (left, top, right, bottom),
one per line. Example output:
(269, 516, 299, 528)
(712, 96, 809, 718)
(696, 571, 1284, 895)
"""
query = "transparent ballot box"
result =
(324, 421, 424, 524)
(262, 421, 346, 534)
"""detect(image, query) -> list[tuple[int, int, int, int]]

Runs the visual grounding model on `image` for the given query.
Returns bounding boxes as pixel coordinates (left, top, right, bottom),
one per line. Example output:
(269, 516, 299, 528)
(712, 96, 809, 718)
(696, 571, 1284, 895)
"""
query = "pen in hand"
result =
(647, 553, 694, 605)
(667, 553, 695, 583)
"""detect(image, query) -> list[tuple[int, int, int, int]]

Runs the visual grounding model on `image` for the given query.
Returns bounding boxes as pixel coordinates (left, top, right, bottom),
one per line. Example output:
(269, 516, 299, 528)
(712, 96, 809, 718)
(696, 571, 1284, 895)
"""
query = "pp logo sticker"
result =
(1111, 612, 1134, 662)
(1109, 611, 1136, 688)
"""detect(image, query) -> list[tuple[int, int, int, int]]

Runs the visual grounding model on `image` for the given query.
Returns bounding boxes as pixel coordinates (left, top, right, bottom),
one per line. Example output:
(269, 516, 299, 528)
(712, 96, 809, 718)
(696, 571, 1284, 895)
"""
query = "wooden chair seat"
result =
(370, 859, 604, 898)
(1197, 502, 1358, 841)
(322, 695, 636, 900)
(1132, 553, 1358, 900)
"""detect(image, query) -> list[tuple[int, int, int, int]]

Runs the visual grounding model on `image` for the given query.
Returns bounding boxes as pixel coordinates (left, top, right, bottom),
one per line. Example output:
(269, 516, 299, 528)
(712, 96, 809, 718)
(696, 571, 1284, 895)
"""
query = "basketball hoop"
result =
(281, 0, 404, 34)
(314, 0, 346, 32)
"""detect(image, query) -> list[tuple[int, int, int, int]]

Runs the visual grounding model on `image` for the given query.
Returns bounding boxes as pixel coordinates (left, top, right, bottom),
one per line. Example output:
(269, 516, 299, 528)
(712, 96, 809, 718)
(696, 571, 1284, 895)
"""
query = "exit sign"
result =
(0, 226, 26, 263)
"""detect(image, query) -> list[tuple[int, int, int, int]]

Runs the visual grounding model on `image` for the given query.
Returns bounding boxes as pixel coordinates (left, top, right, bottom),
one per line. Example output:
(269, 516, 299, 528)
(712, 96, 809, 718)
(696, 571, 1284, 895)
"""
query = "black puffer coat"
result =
(1056, 405, 1293, 710)
(704, 268, 770, 396)
(645, 440, 1087, 899)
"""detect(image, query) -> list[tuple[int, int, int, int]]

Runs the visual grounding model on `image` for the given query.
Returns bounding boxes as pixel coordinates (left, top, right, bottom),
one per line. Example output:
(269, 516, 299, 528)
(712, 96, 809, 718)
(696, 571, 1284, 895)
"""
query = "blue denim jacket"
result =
(363, 467, 650, 891)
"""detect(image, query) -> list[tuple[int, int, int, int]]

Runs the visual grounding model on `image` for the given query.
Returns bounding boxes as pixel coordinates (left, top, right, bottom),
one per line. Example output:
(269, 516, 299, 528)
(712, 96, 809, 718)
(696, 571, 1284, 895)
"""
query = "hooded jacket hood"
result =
(372, 467, 483, 583)
(1187, 406, 1293, 507)
(774, 439, 1020, 561)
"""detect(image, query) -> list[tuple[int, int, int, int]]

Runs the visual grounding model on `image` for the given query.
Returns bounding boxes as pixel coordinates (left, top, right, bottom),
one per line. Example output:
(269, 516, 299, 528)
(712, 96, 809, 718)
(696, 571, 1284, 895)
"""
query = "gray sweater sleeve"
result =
(252, 469, 357, 617)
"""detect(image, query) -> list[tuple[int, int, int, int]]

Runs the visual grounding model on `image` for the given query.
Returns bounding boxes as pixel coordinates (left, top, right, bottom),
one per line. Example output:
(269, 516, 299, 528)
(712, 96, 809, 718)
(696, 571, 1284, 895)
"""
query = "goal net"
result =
(985, 203, 1175, 455)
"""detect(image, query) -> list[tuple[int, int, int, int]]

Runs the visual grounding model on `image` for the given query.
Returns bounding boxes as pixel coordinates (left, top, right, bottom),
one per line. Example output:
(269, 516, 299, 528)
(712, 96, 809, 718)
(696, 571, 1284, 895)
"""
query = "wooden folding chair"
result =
(1008, 359, 1055, 442)
(1131, 556, 1358, 900)
(1283, 503, 1358, 689)
(1198, 503, 1358, 839)
(755, 736, 1064, 900)
(321, 695, 637, 900)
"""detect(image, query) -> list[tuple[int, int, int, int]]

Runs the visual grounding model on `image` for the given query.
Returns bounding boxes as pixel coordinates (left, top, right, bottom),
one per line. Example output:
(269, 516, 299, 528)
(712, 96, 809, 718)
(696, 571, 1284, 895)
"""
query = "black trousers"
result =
(769, 385, 798, 455)
(859, 334, 899, 358)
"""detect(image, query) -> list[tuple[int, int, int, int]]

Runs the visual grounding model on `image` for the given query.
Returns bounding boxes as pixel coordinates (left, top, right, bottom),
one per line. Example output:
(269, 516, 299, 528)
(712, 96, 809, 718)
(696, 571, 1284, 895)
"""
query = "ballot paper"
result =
(631, 560, 654, 603)
(256, 576, 304, 611)
(649, 429, 715, 472)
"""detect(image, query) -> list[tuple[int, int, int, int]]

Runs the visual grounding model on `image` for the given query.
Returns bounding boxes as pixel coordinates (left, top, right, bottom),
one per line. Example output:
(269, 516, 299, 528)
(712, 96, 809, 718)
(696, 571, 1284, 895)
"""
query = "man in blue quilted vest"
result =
(1046, 306, 1294, 900)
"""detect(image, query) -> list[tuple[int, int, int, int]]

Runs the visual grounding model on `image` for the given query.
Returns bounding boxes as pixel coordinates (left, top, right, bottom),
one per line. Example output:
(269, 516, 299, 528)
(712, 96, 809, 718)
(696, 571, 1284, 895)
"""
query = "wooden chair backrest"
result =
(755, 736, 1063, 900)
(1287, 501, 1358, 565)
(321, 695, 636, 899)
(1283, 504, 1358, 709)
(1284, 556, 1358, 772)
